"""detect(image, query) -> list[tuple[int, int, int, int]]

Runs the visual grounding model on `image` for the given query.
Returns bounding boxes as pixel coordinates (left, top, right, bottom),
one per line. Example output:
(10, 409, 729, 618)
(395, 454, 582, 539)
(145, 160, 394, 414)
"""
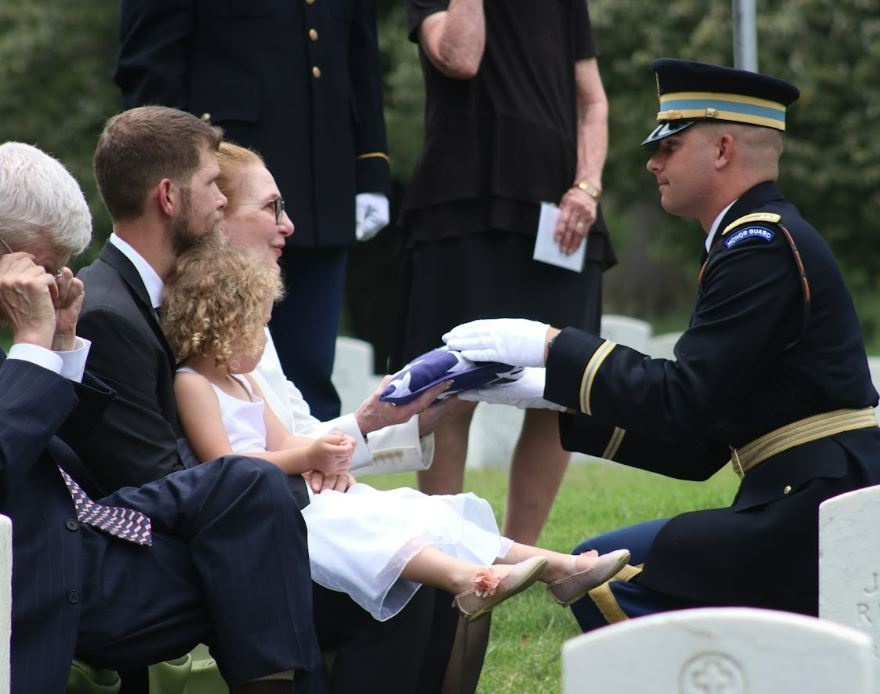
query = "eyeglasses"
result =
(238, 196, 286, 224)
(1, 235, 64, 281)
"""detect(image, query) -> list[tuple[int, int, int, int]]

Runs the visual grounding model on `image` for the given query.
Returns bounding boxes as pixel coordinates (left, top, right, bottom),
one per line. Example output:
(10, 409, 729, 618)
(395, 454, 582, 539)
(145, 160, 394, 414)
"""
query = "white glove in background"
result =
(457, 367, 567, 411)
(355, 192, 390, 242)
(443, 318, 550, 366)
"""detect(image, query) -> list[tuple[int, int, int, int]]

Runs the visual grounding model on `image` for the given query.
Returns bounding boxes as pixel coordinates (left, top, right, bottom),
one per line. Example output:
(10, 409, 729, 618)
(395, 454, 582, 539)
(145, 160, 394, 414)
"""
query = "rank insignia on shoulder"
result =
(723, 225, 776, 249)
(722, 212, 781, 235)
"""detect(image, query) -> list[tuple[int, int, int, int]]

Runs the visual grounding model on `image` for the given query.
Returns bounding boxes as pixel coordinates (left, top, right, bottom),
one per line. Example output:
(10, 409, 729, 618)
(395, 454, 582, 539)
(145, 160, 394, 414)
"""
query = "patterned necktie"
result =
(58, 467, 153, 546)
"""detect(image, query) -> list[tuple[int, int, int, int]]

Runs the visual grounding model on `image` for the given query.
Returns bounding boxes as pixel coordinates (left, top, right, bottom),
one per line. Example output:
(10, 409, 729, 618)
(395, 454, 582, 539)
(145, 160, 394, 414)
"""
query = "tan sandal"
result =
(453, 556, 549, 622)
(547, 548, 631, 607)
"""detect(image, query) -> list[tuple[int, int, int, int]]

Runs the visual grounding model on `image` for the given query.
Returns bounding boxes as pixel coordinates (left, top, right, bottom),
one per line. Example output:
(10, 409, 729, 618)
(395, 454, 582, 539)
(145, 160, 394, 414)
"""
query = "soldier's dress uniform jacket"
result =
(114, 0, 390, 248)
(545, 180, 880, 617)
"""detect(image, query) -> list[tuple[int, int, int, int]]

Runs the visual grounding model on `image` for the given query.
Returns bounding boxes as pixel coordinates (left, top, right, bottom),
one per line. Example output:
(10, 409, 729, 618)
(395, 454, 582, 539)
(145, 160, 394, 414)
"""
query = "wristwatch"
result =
(574, 180, 602, 202)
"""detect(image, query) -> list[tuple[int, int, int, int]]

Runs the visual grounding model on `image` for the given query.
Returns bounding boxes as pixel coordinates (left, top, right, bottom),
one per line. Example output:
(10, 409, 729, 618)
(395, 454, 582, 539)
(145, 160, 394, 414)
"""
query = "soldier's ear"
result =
(714, 133, 736, 170)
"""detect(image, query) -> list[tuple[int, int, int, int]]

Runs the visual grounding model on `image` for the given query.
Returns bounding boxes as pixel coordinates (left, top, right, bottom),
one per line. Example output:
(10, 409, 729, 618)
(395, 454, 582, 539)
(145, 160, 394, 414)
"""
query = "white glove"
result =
(355, 193, 390, 241)
(443, 318, 550, 366)
(457, 367, 567, 411)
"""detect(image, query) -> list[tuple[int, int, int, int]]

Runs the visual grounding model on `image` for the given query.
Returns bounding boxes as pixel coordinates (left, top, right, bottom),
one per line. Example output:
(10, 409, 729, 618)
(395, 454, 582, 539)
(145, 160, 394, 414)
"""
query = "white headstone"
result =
(820, 485, 880, 671)
(562, 607, 874, 694)
(465, 403, 525, 469)
(646, 331, 682, 360)
(331, 337, 379, 415)
(599, 315, 651, 354)
(0, 515, 10, 694)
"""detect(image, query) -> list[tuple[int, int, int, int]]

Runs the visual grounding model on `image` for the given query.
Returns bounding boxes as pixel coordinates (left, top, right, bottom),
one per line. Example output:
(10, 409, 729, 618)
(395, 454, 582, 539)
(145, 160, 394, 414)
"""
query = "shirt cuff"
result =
(58, 337, 91, 383)
(6, 337, 91, 382)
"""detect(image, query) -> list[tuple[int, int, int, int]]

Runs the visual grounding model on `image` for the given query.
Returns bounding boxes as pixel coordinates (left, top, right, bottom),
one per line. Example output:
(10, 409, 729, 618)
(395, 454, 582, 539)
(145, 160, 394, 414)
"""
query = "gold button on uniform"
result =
(200, 112, 211, 122)
(305, 0, 315, 4)
(312, 66, 321, 79)
(309, 28, 318, 41)
(783, 485, 792, 495)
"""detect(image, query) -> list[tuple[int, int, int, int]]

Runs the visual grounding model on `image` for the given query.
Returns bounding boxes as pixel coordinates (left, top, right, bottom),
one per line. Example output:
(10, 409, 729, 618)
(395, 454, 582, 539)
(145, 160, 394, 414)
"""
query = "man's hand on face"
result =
(0, 252, 60, 349)
(52, 267, 84, 352)
(354, 377, 452, 436)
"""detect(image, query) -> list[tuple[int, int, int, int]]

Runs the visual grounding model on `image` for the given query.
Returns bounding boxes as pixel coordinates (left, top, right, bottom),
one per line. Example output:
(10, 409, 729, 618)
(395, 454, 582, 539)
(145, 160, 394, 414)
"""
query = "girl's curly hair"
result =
(161, 241, 284, 366)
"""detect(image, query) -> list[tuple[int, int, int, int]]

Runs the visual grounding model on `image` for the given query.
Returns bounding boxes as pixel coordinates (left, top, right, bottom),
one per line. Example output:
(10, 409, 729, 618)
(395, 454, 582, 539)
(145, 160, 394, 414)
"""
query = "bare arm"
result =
(252, 375, 353, 477)
(573, 58, 609, 195)
(554, 58, 610, 254)
(174, 371, 237, 461)
(418, 0, 485, 79)
(174, 371, 348, 476)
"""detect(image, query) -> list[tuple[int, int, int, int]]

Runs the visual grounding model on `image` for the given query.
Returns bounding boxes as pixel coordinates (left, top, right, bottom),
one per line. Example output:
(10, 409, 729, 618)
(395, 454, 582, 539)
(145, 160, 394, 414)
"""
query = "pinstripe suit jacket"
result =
(0, 352, 111, 692)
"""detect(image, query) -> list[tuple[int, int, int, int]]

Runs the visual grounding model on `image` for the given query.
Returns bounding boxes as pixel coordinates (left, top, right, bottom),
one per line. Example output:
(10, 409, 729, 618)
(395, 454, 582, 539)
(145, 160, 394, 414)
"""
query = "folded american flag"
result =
(380, 347, 524, 405)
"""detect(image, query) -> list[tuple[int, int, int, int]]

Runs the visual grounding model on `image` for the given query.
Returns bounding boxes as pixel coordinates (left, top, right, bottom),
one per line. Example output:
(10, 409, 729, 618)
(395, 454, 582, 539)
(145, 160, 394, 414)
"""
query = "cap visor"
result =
(641, 120, 696, 148)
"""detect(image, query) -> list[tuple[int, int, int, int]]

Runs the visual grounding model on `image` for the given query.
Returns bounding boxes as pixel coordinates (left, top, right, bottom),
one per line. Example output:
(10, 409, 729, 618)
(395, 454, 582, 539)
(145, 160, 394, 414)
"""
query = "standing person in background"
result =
(397, 0, 615, 552)
(114, 0, 391, 421)
(395, 3, 614, 687)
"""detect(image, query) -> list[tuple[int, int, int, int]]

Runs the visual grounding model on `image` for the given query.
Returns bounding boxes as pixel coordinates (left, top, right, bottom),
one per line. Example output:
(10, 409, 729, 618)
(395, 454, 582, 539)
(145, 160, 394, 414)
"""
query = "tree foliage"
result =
(0, 0, 120, 264)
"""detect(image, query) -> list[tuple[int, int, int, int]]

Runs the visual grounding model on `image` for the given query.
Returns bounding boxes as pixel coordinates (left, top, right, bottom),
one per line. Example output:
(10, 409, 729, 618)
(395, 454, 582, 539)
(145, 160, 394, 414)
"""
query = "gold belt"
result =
(729, 408, 879, 478)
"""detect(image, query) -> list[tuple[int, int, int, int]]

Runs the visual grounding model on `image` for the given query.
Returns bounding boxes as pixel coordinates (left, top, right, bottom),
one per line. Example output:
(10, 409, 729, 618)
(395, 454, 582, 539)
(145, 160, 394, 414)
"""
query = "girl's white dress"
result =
(180, 368, 511, 621)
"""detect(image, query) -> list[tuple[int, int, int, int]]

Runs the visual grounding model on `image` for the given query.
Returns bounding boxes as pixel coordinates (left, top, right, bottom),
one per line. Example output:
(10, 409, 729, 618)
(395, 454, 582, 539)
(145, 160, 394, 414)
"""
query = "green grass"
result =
(361, 461, 740, 694)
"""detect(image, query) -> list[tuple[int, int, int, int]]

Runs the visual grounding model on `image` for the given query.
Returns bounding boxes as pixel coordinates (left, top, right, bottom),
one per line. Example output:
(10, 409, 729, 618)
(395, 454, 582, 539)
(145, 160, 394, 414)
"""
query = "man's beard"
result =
(170, 188, 221, 255)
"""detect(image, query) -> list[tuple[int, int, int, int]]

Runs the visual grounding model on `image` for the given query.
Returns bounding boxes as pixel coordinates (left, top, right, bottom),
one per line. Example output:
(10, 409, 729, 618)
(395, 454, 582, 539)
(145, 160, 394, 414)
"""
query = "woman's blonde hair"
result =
(216, 141, 265, 210)
(162, 241, 284, 366)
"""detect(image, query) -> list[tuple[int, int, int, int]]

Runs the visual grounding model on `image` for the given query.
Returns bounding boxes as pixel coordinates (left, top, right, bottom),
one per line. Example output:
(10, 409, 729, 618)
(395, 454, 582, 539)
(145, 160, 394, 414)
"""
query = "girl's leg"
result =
(497, 542, 603, 583)
(401, 546, 508, 595)
(404, 546, 556, 624)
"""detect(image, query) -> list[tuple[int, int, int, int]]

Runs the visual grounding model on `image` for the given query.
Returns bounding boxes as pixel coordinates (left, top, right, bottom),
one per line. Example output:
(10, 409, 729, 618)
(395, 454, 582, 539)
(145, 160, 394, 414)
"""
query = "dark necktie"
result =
(58, 467, 153, 546)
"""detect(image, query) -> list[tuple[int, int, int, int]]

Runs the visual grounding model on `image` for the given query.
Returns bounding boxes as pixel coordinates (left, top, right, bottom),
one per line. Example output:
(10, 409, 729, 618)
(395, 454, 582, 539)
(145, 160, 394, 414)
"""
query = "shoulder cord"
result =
(697, 224, 811, 350)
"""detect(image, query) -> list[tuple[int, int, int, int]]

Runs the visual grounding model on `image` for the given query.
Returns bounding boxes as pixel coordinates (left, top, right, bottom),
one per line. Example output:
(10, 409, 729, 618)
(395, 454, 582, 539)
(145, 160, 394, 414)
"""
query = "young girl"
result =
(162, 244, 630, 622)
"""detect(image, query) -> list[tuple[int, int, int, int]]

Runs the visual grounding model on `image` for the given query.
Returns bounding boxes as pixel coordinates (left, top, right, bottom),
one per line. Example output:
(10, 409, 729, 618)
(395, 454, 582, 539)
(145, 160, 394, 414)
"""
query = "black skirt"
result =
(393, 230, 603, 368)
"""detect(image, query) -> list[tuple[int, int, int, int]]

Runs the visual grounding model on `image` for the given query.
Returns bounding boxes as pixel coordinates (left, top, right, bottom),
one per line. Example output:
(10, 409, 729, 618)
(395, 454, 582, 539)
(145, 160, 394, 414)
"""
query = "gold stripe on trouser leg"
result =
(586, 564, 644, 625)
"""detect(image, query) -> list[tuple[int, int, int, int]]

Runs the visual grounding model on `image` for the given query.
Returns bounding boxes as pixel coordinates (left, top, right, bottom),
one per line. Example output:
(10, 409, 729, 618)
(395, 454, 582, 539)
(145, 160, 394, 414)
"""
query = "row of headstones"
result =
(331, 317, 880, 470)
(563, 483, 880, 693)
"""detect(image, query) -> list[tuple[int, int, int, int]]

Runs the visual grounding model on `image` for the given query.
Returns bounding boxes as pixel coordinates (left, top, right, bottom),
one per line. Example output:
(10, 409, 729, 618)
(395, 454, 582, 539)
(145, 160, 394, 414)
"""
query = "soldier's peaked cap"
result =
(642, 58, 800, 147)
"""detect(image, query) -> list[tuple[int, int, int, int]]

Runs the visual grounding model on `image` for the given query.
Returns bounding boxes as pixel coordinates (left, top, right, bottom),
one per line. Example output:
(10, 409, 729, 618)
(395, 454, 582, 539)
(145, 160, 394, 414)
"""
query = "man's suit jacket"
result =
(77, 243, 183, 493)
(114, 0, 390, 249)
(0, 352, 110, 692)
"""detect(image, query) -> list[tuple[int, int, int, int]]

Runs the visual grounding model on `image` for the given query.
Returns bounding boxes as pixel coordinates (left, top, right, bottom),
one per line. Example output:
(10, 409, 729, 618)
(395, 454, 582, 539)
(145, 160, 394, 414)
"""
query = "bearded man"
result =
(77, 106, 227, 492)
